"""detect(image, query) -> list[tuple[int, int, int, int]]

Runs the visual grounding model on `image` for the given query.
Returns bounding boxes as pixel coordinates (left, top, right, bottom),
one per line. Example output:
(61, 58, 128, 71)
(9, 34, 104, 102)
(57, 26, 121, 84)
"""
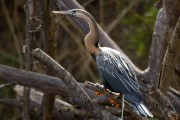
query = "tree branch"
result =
(159, 17, 180, 94)
(0, 64, 126, 119)
(23, 0, 35, 119)
(32, 48, 105, 118)
(40, 0, 56, 119)
(84, 81, 143, 120)
(0, 63, 179, 119)
(85, 81, 120, 100)
(0, 98, 78, 120)
(14, 85, 87, 118)
(142, 8, 168, 85)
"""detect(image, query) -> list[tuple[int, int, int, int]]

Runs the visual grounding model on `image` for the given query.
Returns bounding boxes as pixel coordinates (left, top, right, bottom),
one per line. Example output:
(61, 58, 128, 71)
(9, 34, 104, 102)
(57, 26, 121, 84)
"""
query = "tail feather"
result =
(133, 102, 153, 118)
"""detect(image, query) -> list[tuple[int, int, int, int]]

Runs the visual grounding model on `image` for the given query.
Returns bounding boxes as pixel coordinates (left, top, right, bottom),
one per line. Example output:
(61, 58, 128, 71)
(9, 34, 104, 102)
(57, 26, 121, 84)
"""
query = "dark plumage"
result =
(95, 47, 153, 117)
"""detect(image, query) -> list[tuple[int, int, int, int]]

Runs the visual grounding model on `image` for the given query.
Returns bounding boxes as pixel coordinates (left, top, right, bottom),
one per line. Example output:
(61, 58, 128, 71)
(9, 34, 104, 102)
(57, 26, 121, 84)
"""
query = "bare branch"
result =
(31, 48, 104, 118)
(23, 0, 36, 119)
(85, 81, 120, 100)
(0, 64, 179, 119)
(168, 88, 180, 114)
(0, 98, 77, 120)
(136, 8, 167, 85)
(0, 64, 125, 119)
(14, 85, 87, 118)
(151, 89, 179, 119)
(159, 17, 180, 94)
(84, 81, 143, 120)
(40, 0, 56, 119)
(0, 65, 68, 96)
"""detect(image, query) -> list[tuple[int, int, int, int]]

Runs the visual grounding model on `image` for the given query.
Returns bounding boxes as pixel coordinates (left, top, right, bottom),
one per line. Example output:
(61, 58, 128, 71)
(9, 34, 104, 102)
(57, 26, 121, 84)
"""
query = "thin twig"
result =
(85, 81, 120, 100)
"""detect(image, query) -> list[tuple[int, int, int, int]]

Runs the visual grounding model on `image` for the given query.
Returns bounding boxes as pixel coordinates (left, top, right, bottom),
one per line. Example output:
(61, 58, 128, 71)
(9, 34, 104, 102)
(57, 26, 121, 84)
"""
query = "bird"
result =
(52, 9, 153, 119)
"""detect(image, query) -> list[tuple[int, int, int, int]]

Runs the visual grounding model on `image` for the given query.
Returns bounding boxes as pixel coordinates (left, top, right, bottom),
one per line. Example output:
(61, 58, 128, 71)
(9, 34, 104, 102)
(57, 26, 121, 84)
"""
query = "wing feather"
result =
(96, 48, 140, 95)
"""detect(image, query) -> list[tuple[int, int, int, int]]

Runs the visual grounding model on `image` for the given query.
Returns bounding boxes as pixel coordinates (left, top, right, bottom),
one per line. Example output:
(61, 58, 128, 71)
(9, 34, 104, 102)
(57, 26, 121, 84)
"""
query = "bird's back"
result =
(95, 47, 153, 118)
(95, 47, 142, 102)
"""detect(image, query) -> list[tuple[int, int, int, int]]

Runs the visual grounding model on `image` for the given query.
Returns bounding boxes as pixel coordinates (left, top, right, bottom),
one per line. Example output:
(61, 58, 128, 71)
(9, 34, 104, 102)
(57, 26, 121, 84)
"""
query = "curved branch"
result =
(142, 9, 167, 85)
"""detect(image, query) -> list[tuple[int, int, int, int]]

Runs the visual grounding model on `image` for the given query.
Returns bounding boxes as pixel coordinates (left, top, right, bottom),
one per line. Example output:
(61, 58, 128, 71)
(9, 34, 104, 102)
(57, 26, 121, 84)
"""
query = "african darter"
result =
(52, 9, 153, 119)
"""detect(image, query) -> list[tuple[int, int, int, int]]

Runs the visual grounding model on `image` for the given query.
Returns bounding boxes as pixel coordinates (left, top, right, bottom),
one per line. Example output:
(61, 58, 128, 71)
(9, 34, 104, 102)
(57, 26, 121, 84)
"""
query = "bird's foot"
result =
(108, 98, 120, 108)
(95, 91, 104, 96)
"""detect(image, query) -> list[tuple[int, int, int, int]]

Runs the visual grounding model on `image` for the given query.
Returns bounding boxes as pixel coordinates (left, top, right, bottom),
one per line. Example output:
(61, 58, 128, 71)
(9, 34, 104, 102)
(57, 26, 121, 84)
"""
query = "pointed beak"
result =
(52, 10, 71, 15)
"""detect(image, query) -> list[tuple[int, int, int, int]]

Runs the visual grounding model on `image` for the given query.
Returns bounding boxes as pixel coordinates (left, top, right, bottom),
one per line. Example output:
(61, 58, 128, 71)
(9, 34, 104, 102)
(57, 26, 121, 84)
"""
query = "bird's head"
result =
(52, 9, 85, 18)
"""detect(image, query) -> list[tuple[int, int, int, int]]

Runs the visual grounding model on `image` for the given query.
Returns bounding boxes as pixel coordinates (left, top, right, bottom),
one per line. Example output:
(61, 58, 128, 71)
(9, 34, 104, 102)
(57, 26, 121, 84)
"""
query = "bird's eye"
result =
(72, 10, 76, 16)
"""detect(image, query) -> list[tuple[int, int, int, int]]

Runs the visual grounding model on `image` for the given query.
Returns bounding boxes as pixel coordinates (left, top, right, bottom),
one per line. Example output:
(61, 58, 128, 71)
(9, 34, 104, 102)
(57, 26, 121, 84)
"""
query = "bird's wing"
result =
(96, 51, 139, 94)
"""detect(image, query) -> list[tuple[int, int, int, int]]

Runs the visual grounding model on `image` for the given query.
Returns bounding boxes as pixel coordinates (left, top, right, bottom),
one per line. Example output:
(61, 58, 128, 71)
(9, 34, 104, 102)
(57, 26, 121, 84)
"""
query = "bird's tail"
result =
(132, 102, 153, 118)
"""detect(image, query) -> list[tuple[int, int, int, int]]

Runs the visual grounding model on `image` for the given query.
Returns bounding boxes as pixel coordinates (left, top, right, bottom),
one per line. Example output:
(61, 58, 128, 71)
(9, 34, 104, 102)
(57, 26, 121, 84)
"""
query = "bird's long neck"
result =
(79, 11, 100, 54)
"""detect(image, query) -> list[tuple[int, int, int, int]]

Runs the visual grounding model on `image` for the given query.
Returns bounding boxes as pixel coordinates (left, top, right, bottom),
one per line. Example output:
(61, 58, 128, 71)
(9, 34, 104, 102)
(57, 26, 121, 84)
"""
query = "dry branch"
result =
(143, 8, 167, 85)
(32, 48, 128, 119)
(0, 98, 77, 120)
(32, 48, 105, 118)
(23, 0, 35, 119)
(40, 0, 56, 119)
(0, 64, 179, 119)
(0, 64, 126, 119)
(159, 17, 180, 94)
(85, 81, 120, 100)
(14, 85, 87, 118)
(0, 64, 95, 98)
(168, 88, 180, 114)
(84, 81, 143, 120)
